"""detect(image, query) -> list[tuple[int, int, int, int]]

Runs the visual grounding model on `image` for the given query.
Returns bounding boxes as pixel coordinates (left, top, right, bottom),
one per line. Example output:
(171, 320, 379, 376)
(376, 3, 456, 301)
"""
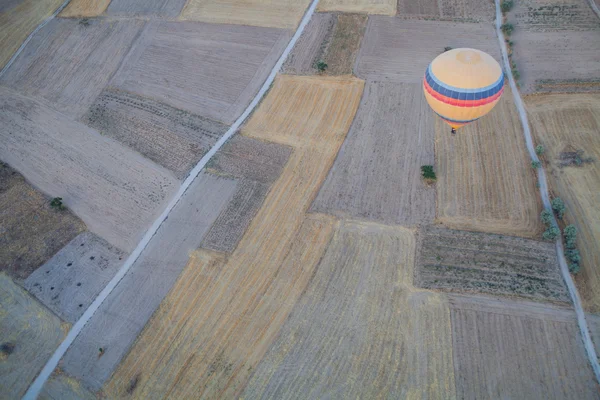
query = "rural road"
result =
(493, 0, 600, 383)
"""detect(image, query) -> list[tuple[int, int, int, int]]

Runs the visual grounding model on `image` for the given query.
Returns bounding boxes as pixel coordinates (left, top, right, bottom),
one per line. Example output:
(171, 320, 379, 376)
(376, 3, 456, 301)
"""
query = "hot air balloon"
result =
(423, 48, 505, 134)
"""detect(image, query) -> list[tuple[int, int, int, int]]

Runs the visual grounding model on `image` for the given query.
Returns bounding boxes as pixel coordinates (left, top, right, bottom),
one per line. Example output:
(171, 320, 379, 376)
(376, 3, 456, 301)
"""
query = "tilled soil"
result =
(397, 0, 495, 21)
(105, 0, 187, 17)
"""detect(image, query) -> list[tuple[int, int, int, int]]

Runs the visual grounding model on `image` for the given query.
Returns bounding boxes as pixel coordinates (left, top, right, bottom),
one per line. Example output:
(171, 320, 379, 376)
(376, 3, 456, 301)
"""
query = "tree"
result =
(540, 209, 553, 225)
(315, 60, 328, 72)
(542, 226, 560, 241)
(50, 197, 65, 210)
(535, 145, 545, 155)
(531, 160, 541, 168)
(421, 165, 436, 182)
(563, 225, 577, 249)
(565, 249, 580, 264)
(551, 197, 565, 219)
(501, 0, 514, 12)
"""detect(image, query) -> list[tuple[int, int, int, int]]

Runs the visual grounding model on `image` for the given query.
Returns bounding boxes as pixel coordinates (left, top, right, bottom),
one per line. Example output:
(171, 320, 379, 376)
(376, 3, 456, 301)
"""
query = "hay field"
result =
(111, 21, 290, 124)
(0, 86, 178, 253)
(0, 0, 62, 69)
(449, 294, 600, 399)
(436, 87, 543, 238)
(396, 0, 495, 21)
(243, 222, 456, 399)
(106, 0, 187, 17)
(317, 0, 396, 15)
(313, 82, 435, 226)
(355, 18, 500, 82)
(0, 273, 67, 398)
(59, 0, 111, 17)
(416, 226, 569, 302)
(0, 162, 85, 279)
(1, 18, 143, 119)
(24, 232, 125, 323)
(104, 75, 364, 398)
(525, 94, 600, 312)
(180, 0, 311, 29)
(282, 13, 335, 75)
(85, 89, 229, 179)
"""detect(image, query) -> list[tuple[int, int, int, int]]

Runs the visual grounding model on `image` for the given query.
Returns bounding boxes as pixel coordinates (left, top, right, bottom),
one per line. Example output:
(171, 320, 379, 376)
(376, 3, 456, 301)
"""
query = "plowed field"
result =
(317, 0, 397, 15)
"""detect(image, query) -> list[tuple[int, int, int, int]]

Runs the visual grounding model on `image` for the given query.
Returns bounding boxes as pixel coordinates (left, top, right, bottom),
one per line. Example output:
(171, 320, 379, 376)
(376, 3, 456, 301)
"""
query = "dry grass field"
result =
(0, 86, 179, 253)
(449, 294, 600, 399)
(436, 87, 543, 238)
(355, 18, 500, 82)
(317, 0, 397, 15)
(323, 14, 368, 75)
(396, 0, 495, 21)
(111, 21, 290, 124)
(40, 373, 96, 400)
(59, 0, 111, 17)
(0, 273, 67, 398)
(0, 0, 62, 69)
(106, 0, 187, 17)
(0, 18, 143, 119)
(243, 222, 456, 399)
(313, 82, 435, 226)
(180, 0, 311, 29)
(525, 93, 600, 312)
(104, 75, 364, 398)
(416, 225, 569, 302)
(0, 162, 85, 280)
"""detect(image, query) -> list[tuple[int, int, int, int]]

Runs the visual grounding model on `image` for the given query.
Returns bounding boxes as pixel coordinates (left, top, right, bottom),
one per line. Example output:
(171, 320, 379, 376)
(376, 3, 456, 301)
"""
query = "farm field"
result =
(588, 313, 600, 356)
(103, 75, 364, 398)
(525, 93, 600, 312)
(449, 294, 600, 399)
(0, 0, 62, 69)
(317, 0, 396, 15)
(59, 0, 110, 17)
(110, 21, 290, 124)
(508, 0, 599, 31)
(323, 13, 368, 75)
(0, 17, 143, 119)
(396, 0, 494, 21)
(355, 18, 500, 82)
(0, 162, 85, 280)
(180, 0, 311, 29)
(40, 373, 96, 400)
(106, 0, 187, 17)
(415, 225, 569, 302)
(313, 81, 435, 226)
(435, 87, 543, 238)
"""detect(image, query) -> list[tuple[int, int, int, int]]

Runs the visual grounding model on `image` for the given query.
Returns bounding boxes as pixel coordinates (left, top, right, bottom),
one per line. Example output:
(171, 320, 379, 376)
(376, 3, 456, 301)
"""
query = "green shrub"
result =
(50, 197, 65, 210)
(569, 263, 580, 274)
(540, 209, 553, 225)
(531, 160, 541, 168)
(542, 226, 560, 241)
(551, 197, 565, 219)
(501, 0, 514, 12)
(535, 145, 545, 155)
(565, 249, 581, 264)
(315, 60, 328, 72)
(563, 224, 577, 249)
(421, 165, 437, 182)
(501, 23, 514, 36)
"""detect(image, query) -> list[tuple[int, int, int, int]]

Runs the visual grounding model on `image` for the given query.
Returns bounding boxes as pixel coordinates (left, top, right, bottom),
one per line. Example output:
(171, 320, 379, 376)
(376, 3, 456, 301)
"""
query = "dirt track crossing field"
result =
(436, 87, 542, 238)
(317, 0, 397, 15)
(313, 81, 435, 226)
(525, 93, 600, 312)
(59, 0, 110, 17)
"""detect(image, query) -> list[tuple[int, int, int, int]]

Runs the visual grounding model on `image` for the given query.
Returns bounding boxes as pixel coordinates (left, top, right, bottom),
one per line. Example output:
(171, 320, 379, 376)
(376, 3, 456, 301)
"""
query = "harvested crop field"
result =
(396, 0, 495, 21)
(110, 21, 290, 124)
(507, 0, 600, 31)
(40, 373, 96, 400)
(323, 14, 368, 75)
(0, 18, 143, 119)
(180, 0, 311, 29)
(525, 93, 600, 312)
(85, 88, 229, 179)
(313, 81, 435, 226)
(0, 87, 178, 252)
(0, 162, 85, 280)
(415, 225, 569, 302)
(436, 87, 542, 238)
(355, 18, 500, 82)
(106, 0, 187, 17)
(23, 232, 125, 323)
(59, 0, 110, 17)
(61, 173, 236, 390)
(243, 221, 456, 399)
(0, 273, 67, 398)
(104, 75, 364, 398)
(449, 294, 600, 399)
(282, 13, 335, 75)
(0, 0, 62, 69)
(317, 0, 396, 15)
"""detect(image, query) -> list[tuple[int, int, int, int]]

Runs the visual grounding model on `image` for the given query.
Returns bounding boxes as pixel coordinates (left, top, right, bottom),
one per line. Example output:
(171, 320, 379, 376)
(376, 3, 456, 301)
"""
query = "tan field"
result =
(40, 373, 96, 400)
(179, 0, 311, 29)
(104, 75, 364, 398)
(436, 87, 543, 238)
(0, 0, 62, 69)
(323, 13, 368, 75)
(59, 0, 110, 17)
(317, 0, 397, 15)
(525, 93, 600, 312)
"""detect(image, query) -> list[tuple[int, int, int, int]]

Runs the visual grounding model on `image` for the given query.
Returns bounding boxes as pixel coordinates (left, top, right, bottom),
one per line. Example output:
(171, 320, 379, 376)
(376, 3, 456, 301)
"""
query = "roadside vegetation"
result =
(540, 197, 581, 274)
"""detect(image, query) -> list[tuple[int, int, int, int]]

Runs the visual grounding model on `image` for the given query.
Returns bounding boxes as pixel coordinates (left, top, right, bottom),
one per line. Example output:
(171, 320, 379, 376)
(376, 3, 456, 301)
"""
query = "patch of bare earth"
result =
(396, 0, 495, 22)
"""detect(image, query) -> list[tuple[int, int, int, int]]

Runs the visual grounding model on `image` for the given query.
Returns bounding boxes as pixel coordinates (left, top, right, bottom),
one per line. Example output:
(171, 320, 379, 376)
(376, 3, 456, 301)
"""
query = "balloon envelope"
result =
(423, 48, 504, 130)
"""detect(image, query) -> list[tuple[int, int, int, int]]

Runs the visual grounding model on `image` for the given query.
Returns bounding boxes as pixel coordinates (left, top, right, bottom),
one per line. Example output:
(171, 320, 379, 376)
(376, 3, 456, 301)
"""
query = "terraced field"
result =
(317, 0, 397, 15)
(396, 0, 494, 21)
(525, 93, 600, 312)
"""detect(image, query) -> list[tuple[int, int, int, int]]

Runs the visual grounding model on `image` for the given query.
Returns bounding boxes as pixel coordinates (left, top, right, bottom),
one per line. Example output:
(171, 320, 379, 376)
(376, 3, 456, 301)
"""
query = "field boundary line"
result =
(22, 0, 321, 398)
(493, 0, 600, 383)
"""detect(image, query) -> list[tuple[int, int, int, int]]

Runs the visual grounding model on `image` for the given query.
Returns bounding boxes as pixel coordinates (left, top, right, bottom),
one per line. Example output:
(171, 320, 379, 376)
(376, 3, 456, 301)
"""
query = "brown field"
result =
(397, 0, 495, 21)
(0, 0, 62, 69)
(106, 0, 187, 17)
(111, 21, 290, 124)
(0, 162, 85, 280)
(588, 313, 600, 357)
(243, 221, 456, 399)
(525, 94, 600, 312)
(449, 294, 600, 399)
(0, 18, 143, 119)
(317, 0, 397, 15)
(40, 372, 96, 400)
(415, 225, 569, 302)
(436, 87, 543, 238)
(312, 81, 435, 226)
(282, 13, 335, 75)
(0, 273, 67, 398)
(59, 0, 110, 17)
(104, 75, 364, 398)
(180, 0, 311, 29)
(355, 18, 500, 82)
(508, 0, 600, 31)
(323, 13, 368, 75)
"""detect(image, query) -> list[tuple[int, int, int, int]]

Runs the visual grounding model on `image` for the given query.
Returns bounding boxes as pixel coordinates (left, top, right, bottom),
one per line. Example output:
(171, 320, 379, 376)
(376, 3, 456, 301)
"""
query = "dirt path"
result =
(493, 0, 600, 384)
